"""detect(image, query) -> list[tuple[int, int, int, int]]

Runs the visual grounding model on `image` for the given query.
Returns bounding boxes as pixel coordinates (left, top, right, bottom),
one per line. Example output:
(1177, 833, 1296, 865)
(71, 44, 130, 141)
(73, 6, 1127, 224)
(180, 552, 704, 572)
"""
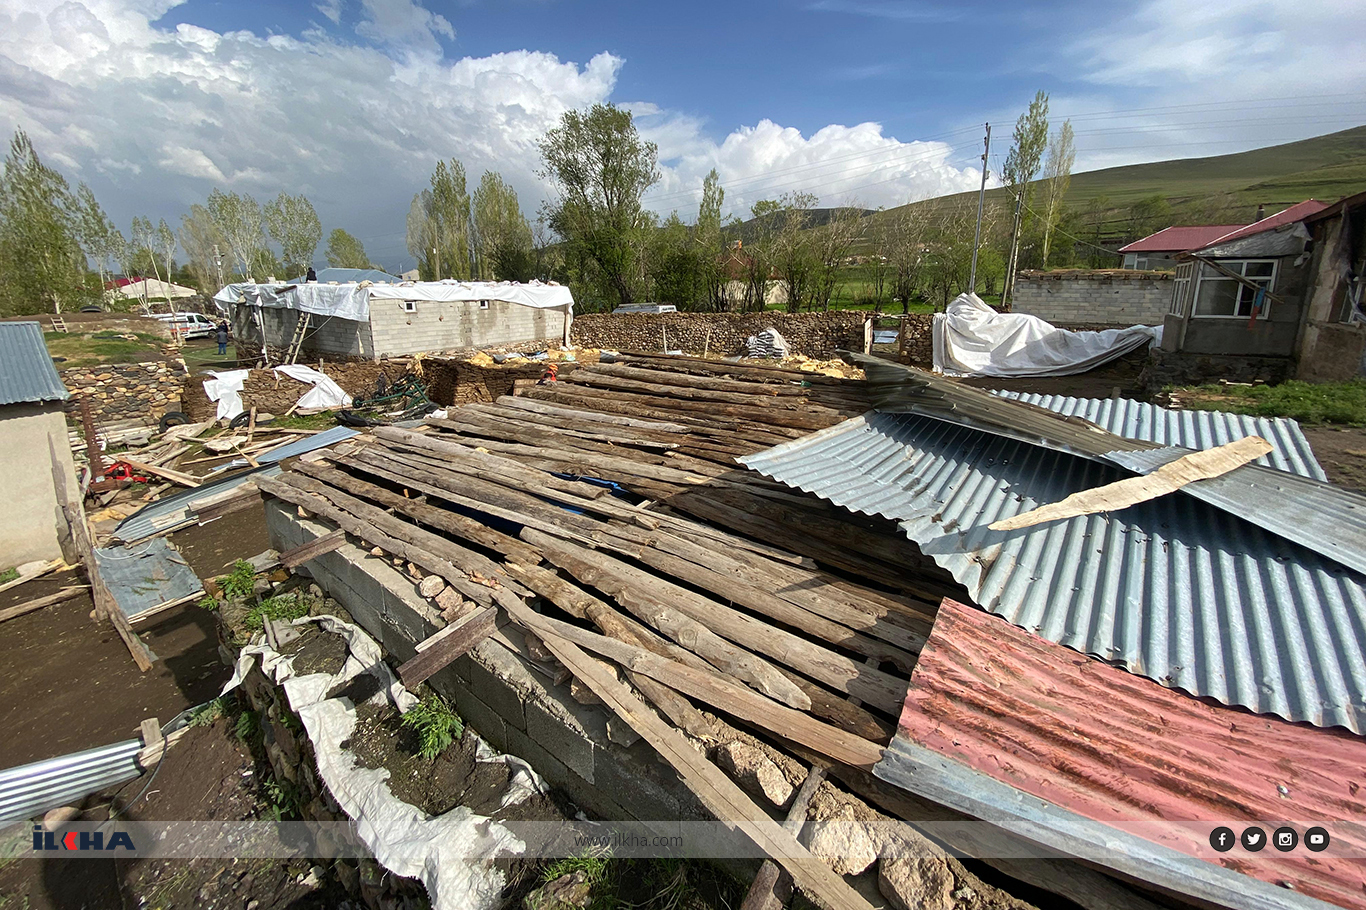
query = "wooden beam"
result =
(0, 559, 68, 596)
(0, 585, 89, 624)
(397, 606, 502, 688)
(127, 589, 206, 625)
(277, 529, 347, 569)
(528, 624, 876, 910)
(990, 435, 1274, 531)
(119, 458, 201, 488)
(740, 767, 827, 910)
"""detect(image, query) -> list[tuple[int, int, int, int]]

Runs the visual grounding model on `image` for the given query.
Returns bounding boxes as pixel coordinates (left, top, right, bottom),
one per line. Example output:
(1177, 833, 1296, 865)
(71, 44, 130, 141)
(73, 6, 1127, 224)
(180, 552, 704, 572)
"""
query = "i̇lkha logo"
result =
(32, 827, 135, 852)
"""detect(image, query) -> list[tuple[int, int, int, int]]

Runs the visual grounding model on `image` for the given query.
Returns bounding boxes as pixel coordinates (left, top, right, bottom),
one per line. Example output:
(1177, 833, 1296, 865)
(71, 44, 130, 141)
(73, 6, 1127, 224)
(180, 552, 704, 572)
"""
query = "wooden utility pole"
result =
(968, 123, 991, 294)
(1002, 190, 1024, 309)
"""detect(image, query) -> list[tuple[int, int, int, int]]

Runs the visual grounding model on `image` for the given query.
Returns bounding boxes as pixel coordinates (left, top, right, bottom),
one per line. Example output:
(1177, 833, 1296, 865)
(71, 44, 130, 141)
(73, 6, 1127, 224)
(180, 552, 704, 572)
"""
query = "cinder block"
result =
(467, 643, 535, 729)
(526, 697, 598, 785)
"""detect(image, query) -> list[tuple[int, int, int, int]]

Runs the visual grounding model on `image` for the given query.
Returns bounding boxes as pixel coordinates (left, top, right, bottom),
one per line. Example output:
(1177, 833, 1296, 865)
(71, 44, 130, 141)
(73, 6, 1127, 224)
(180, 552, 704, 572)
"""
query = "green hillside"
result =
(879, 124, 1366, 221)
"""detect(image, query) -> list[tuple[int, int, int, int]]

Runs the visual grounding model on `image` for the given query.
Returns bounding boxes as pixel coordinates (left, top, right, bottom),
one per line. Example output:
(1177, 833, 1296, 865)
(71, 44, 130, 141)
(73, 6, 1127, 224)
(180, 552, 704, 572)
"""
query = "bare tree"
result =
(884, 203, 933, 313)
(812, 205, 864, 311)
(1039, 120, 1075, 267)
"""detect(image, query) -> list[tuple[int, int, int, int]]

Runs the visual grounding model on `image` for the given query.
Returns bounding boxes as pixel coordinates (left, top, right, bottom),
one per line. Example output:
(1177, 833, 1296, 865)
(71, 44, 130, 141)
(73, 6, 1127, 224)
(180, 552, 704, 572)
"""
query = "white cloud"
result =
(0, 0, 984, 267)
(643, 117, 983, 220)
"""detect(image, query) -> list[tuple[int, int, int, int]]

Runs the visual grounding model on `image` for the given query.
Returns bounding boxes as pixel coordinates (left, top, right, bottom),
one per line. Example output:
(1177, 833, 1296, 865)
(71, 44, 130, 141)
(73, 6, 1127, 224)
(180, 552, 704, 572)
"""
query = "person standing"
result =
(216, 320, 230, 356)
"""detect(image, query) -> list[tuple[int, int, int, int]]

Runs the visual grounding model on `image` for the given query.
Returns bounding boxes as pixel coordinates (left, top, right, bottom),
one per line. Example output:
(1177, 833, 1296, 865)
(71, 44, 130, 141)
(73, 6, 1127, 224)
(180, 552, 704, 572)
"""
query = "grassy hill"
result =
(873, 124, 1366, 223)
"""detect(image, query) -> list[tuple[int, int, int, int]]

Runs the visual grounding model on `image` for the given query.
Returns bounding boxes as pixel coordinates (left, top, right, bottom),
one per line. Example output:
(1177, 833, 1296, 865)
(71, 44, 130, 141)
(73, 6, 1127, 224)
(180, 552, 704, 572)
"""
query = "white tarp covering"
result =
(203, 369, 250, 420)
(222, 615, 545, 910)
(214, 282, 372, 322)
(367, 280, 573, 309)
(932, 293, 1162, 377)
(272, 363, 352, 410)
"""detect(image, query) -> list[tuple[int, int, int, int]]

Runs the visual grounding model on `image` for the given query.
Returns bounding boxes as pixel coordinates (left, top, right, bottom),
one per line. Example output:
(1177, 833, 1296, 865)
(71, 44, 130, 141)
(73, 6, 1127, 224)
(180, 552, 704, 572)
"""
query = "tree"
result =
(206, 189, 264, 279)
(179, 204, 225, 293)
(407, 160, 471, 280)
(1002, 90, 1050, 301)
(696, 169, 728, 310)
(326, 229, 373, 269)
(648, 212, 705, 308)
(471, 171, 534, 281)
(264, 192, 322, 277)
(1039, 120, 1075, 267)
(73, 183, 121, 295)
(539, 103, 660, 307)
(0, 129, 92, 315)
(812, 206, 864, 311)
(884, 204, 933, 313)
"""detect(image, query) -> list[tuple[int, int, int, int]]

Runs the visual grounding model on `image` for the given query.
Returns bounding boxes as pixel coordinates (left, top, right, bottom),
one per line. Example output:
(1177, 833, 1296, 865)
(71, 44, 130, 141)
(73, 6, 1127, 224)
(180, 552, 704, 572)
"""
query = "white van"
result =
(154, 312, 217, 340)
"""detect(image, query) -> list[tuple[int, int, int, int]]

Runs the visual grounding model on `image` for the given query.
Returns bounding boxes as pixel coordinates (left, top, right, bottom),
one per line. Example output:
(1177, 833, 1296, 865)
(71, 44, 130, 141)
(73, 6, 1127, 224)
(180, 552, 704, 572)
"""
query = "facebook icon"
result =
(1209, 826, 1236, 853)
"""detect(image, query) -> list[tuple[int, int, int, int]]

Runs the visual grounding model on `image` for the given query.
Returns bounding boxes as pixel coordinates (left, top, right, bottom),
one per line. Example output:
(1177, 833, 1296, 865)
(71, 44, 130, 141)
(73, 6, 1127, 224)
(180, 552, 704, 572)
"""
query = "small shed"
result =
(0, 322, 77, 566)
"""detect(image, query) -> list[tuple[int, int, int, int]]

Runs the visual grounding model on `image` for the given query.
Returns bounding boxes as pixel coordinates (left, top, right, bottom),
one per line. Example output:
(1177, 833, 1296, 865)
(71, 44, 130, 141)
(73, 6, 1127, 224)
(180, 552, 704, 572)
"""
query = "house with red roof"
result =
(1119, 224, 1246, 271)
(1160, 199, 1332, 363)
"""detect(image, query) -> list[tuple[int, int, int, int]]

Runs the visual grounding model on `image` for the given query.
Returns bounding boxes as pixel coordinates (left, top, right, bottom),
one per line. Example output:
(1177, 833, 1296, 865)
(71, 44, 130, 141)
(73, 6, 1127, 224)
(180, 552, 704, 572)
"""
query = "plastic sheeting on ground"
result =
(931, 293, 1162, 377)
(203, 369, 251, 420)
(272, 364, 352, 411)
(222, 616, 546, 910)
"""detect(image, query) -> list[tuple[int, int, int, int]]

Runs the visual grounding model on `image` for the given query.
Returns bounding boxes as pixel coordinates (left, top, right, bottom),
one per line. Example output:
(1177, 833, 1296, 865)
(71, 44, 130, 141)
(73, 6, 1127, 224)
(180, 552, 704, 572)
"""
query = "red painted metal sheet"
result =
(1118, 225, 1246, 254)
(898, 598, 1366, 910)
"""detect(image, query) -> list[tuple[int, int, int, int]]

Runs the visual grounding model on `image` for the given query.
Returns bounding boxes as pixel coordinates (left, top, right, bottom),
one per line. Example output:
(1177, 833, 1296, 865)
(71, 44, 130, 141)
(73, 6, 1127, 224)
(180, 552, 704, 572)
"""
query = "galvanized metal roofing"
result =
(0, 322, 68, 406)
(740, 411, 1366, 733)
(991, 390, 1326, 480)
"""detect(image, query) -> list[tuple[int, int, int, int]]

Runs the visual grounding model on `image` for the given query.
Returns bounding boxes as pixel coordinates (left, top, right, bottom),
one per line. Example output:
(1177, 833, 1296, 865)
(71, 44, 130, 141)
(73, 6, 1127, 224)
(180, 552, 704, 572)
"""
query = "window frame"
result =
(402, 300, 417, 313)
(1190, 259, 1277, 320)
(1171, 262, 1193, 317)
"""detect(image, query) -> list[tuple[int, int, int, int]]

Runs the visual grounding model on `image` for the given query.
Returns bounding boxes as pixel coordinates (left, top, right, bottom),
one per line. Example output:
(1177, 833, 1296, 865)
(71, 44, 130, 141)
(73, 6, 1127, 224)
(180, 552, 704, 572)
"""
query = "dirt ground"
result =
(1301, 426, 1366, 495)
(0, 718, 352, 910)
(0, 505, 270, 768)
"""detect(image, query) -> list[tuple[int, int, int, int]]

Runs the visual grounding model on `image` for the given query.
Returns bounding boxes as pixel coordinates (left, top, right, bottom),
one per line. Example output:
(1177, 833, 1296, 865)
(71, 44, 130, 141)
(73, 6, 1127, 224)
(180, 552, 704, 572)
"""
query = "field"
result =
(1172, 379, 1366, 425)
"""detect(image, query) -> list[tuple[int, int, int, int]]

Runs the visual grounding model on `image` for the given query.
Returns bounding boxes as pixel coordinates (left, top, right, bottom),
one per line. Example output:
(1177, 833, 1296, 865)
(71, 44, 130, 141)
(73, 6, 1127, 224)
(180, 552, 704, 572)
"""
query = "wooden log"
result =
(0, 559, 67, 596)
(474, 402, 757, 460)
(118, 458, 201, 488)
(493, 395, 693, 433)
(550, 379, 843, 429)
(294, 462, 541, 565)
(0, 585, 89, 624)
(453, 406, 680, 449)
(504, 600, 883, 769)
(740, 767, 826, 910)
(565, 367, 818, 409)
(276, 529, 348, 569)
(526, 625, 877, 910)
(523, 529, 906, 714)
(397, 606, 502, 688)
(519, 529, 811, 710)
(521, 385, 809, 443)
(609, 352, 852, 385)
(191, 484, 263, 523)
(256, 475, 500, 608)
(274, 472, 526, 598)
(584, 361, 815, 397)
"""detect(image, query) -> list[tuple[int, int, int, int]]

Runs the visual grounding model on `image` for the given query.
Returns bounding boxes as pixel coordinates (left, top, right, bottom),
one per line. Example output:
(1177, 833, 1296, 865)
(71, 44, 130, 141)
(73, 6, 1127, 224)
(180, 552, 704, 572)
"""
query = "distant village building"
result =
(0, 323, 77, 566)
(105, 277, 199, 302)
(1118, 225, 1246, 270)
(214, 278, 573, 361)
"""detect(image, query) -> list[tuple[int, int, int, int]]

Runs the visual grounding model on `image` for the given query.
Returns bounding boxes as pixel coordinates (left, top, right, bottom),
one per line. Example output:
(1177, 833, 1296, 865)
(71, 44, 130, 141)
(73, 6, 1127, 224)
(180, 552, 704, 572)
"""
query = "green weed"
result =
(0, 568, 16, 586)
(198, 594, 219, 610)
(188, 698, 226, 727)
(401, 697, 463, 761)
(243, 593, 311, 633)
(234, 709, 259, 744)
(219, 559, 256, 599)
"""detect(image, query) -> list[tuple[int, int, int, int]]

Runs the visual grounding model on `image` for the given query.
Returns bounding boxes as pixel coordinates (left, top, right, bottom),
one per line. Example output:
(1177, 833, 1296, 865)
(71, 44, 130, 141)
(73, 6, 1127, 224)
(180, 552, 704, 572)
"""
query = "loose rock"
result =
(713, 741, 793, 808)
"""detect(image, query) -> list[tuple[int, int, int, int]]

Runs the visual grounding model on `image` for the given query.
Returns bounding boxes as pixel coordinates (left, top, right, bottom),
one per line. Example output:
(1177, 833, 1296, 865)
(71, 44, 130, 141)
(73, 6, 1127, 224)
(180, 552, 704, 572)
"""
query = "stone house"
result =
(1296, 189, 1366, 380)
(0, 322, 78, 567)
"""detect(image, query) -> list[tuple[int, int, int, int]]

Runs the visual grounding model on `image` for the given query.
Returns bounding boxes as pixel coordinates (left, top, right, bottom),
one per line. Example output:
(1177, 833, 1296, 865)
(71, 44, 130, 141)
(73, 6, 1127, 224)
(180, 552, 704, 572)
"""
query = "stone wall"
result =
(1138, 349, 1292, 391)
(571, 311, 869, 358)
(1013, 269, 1172, 326)
(180, 360, 413, 420)
(61, 359, 187, 424)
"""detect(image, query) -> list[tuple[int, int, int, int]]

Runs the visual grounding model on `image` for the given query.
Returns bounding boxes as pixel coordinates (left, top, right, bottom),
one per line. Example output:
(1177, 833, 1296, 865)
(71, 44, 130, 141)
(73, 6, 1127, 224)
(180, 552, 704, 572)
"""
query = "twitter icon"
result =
(1241, 827, 1267, 852)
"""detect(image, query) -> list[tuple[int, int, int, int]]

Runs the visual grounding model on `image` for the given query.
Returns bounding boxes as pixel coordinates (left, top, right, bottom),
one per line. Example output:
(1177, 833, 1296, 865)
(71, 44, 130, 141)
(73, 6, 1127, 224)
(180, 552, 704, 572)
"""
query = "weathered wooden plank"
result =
(397, 606, 502, 688)
(524, 620, 877, 910)
(0, 585, 89, 624)
(277, 529, 348, 569)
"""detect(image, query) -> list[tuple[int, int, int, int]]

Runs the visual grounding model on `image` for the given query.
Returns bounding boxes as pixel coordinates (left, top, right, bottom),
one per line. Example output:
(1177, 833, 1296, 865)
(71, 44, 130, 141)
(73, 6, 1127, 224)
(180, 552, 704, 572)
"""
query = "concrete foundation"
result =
(264, 500, 711, 827)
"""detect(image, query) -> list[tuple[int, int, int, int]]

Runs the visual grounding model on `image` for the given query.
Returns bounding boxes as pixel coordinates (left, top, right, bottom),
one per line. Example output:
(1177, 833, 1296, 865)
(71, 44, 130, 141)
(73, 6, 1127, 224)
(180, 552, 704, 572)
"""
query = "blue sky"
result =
(2, 0, 1364, 271)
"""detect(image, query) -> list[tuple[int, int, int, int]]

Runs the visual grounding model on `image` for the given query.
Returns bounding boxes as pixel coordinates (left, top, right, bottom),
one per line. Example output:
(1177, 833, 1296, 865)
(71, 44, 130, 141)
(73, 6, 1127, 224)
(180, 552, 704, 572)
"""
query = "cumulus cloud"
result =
(0, 0, 982, 266)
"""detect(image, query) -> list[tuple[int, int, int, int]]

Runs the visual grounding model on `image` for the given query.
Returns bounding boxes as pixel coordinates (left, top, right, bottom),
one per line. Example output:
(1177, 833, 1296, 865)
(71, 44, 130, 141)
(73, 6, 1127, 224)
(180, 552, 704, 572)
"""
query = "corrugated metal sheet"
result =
(740, 412, 1366, 732)
(258, 425, 358, 463)
(991, 390, 1326, 480)
(0, 322, 69, 406)
(95, 538, 203, 620)
(0, 739, 142, 824)
(879, 598, 1366, 910)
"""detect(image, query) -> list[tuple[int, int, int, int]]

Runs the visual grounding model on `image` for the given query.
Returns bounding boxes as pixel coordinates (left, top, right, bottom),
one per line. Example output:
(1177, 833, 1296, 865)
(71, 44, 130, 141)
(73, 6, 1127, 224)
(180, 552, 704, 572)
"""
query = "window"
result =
(1171, 262, 1193, 317)
(1192, 260, 1276, 319)
(402, 300, 417, 313)
(478, 300, 490, 310)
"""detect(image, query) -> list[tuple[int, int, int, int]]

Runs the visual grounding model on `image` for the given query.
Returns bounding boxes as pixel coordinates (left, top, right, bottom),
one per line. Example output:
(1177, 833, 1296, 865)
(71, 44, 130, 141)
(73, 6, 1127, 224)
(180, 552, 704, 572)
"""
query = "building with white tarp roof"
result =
(213, 278, 573, 361)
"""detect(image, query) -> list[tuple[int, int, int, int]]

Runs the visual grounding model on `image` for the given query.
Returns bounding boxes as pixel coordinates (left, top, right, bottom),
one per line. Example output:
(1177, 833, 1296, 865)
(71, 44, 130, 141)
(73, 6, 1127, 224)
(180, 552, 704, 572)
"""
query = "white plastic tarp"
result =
(222, 616, 545, 910)
(367, 280, 573, 310)
(214, 282, 370, 322)
(203, 369, 251, 420)
(272, 364, 352, 410)
(932, 293, 1162, 377)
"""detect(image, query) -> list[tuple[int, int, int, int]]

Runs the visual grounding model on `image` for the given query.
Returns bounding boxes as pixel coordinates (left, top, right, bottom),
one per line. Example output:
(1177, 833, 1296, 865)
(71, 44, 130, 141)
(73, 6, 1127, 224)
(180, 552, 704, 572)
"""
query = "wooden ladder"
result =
(50, 315, 69, 333)
(284, 312, 311, 364)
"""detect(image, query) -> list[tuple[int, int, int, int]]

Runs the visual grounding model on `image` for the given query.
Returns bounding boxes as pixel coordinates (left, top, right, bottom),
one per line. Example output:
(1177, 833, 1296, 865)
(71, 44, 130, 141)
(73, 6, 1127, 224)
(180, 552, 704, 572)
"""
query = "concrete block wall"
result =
(368, 298, 569, 357)
(231, 303, 374, 361)
(1012, 270, 1173, 326)
(265, 500, 710, 826)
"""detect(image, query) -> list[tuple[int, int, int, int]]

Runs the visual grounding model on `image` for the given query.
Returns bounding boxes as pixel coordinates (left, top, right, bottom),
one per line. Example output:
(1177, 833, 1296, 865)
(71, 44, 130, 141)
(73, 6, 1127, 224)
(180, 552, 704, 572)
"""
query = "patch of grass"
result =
(401, 697, 463, 761)
(198, 594, 219, 610)
(219, 559, 256, 599)
(1176, 379, 1366, 425)
(43, 330, 167, 368)
(234, 708, 260, 744)
(242, 592, 311, 636)
(0, 568, 16, 586)
(188, 698, 226, 727)
(270, 411, 338, 430)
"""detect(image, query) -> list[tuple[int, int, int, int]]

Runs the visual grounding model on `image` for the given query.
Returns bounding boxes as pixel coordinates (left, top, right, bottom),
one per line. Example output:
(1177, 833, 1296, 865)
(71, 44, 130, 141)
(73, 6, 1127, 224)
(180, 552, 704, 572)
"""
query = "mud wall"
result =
(180, 361, 413, 420)
(570, 312, 869, 358)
